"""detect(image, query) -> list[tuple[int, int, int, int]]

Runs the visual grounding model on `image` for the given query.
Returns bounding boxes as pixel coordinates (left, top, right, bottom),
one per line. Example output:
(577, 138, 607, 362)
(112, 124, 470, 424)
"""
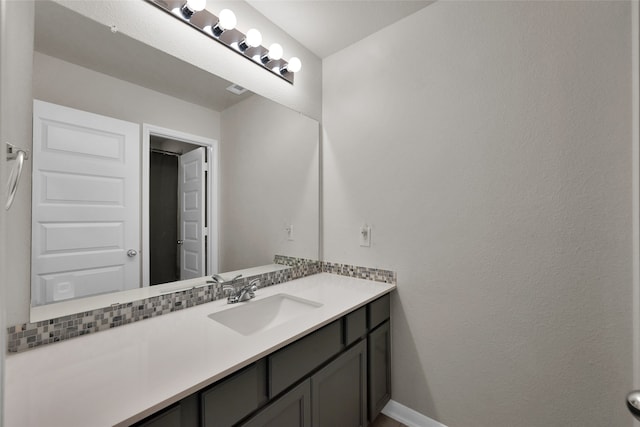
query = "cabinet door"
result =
(201, 360, 267, 427)
(311, 340, 367, 427)
(368, 320, 391, 421)
(240, 379, 311, 427)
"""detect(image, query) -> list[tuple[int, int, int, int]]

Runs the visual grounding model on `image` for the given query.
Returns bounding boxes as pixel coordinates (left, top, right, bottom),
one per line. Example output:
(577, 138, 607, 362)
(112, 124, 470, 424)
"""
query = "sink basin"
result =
(208, 293, 323, 336)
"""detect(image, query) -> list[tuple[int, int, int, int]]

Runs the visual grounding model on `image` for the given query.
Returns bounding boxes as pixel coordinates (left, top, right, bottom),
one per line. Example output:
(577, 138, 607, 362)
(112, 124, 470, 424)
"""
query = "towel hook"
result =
(6, 142, 29, 210)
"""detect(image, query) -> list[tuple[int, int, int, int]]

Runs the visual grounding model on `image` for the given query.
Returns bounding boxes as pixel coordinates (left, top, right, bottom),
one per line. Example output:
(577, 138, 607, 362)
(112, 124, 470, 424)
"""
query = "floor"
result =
(370, 413, 408, 427)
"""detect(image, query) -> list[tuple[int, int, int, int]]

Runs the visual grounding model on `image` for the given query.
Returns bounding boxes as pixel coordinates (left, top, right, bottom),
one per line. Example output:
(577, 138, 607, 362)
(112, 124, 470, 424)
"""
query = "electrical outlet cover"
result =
(359, 225, 371, 247)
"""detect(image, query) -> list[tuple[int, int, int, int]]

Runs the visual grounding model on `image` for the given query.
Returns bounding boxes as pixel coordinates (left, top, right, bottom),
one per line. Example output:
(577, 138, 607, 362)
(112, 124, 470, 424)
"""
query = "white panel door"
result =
(178, 147, 206, 280)
(31, 100, 140, 305)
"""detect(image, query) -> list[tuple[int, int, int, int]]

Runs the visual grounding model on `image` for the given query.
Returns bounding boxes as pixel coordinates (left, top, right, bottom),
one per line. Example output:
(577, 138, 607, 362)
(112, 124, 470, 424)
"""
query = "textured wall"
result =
(323, 2, 633, 426)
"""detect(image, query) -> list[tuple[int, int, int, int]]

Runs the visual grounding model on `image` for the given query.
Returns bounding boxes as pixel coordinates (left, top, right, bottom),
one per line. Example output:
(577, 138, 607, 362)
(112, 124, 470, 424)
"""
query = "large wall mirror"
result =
(29, 1, 319, 317)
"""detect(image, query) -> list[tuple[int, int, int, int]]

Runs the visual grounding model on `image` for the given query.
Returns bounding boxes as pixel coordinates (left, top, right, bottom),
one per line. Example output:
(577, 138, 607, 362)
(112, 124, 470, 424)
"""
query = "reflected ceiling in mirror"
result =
(34, 0, 253, 111)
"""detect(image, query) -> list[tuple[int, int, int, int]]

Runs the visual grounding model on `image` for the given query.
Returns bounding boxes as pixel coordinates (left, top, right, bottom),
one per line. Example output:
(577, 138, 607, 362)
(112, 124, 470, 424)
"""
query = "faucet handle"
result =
(221, 284, 235, 298)
(249, 278, 260, 292)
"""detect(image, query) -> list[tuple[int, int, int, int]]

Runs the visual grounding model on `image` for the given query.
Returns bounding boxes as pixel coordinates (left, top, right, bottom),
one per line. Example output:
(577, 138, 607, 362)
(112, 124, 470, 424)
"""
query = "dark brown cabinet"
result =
(201, 360, 268, 427)
(131, 293, 392, 427)
(311, 339, 367, 427)
(240, 380, 311, 427)
(268, 320, 342, 397)
(368, 320, 391, 422)
(133, 395, 198, 427)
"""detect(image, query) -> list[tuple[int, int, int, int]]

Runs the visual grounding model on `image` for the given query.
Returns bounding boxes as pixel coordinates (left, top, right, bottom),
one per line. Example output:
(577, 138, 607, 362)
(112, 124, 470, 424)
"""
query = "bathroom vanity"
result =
(5, 273, 394, 426)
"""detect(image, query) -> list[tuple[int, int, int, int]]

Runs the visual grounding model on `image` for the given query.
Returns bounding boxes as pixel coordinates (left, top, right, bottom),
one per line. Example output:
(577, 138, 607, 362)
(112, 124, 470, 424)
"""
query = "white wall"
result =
(220, 95, 319, 271)
(323, 2, 632, 426)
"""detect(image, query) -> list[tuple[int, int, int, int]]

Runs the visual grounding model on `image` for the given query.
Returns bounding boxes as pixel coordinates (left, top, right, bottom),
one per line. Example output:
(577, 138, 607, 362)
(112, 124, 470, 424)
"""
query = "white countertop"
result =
(5, 273, 395, 427)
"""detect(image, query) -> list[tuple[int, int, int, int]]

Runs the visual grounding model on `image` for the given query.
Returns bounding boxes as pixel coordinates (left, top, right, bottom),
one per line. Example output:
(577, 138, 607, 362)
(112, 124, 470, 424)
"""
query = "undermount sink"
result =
(208, 293, 323, 336)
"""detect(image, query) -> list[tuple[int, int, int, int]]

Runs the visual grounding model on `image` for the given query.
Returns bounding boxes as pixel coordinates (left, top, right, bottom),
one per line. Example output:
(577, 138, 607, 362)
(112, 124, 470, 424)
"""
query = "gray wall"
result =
(220, 94, 319, 271)
(1, 0, 34, 423)
(2, 0, 33, 331)
(322, 2, 632, 426)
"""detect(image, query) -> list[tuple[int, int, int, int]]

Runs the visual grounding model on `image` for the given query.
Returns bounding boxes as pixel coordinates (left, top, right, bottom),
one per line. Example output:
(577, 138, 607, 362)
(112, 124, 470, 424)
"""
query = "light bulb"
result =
(186, 0, 206, 12)
(218, 9, 236, 30)
(239, 28, 262, 51)
(179, 0, 206, 19)
(211, 9, 236, 37)
(261, 43, 283, 63)
(246, 29, 262, 48)
(282, 56, 302, 74)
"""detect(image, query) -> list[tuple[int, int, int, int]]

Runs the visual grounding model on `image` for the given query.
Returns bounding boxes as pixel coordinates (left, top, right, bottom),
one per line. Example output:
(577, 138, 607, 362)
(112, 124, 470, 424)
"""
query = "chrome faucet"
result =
(212, 273, 242, 284)
(212, 273, 260, 304)
(225, 278, 260, 304)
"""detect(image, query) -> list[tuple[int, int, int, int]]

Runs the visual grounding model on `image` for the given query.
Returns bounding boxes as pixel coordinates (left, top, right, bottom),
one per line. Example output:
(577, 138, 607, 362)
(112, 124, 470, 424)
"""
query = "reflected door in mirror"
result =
(31, 100, 141, 306)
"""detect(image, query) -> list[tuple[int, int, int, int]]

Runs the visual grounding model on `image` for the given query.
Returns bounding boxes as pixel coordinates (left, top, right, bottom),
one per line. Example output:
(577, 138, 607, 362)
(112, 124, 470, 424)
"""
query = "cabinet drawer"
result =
(367, 294, 390, 330)
(344, 306, 366, 346)
(269, 320, 342, 397)
(201, 360, 267, 427)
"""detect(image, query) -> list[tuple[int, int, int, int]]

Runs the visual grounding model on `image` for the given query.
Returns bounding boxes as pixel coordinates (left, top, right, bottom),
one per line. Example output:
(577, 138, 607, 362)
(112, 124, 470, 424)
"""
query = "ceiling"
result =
(245, 0, 434, 58)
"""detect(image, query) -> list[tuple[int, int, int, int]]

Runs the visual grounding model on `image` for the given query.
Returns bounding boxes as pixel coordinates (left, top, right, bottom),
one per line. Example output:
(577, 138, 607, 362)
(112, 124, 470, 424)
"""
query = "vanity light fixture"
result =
(146, 0, 301, 84)
(179, 0, 206, 20)
(238, 28, 262, 52)
(261, 43, 283, 64)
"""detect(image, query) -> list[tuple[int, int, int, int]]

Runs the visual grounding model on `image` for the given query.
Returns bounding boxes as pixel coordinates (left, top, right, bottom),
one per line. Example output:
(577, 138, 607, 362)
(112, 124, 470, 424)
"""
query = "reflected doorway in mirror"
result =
(143, 124, 219, 287)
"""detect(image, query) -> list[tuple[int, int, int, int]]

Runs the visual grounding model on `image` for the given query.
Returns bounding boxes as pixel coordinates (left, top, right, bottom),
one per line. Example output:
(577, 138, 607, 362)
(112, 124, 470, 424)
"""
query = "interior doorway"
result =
(148, 139, 204, 285)
(142, 124, 219, 287)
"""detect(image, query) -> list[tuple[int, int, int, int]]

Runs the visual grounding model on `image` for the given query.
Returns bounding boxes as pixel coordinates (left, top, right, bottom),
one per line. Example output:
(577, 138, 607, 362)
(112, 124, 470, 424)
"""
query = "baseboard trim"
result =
(381, 400, 448, 427)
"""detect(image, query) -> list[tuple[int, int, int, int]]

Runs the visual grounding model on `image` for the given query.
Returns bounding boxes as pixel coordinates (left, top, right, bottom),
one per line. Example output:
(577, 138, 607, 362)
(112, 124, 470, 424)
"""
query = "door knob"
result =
(177, 240, 184, 245)
(627, 391, 640, 420)
(127, 249, 138, 257)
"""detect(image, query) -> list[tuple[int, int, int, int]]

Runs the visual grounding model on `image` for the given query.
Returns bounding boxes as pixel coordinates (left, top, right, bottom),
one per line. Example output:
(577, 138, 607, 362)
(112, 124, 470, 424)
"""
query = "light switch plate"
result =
(359, 225, 371, 247)
(286, 224, 294, 241)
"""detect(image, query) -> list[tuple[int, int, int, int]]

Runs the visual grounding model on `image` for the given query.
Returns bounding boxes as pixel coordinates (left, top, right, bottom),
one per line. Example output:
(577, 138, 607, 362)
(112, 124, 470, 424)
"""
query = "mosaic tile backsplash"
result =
(7, 257, 395, 353)
(322, 260, 396, 284)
